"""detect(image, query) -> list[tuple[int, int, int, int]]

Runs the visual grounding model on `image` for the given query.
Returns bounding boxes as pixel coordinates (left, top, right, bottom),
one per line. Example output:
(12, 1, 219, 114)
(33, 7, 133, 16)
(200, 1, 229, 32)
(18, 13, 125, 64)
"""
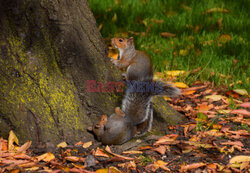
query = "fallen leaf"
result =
(8, 130, 19, 151)
(221, 141, 244, 147)
(36, 152, 55, 162)
(96, 166, 121, 173)
(161, 32, 176, 38)
(122, 150, 143, 155)
(229, 155, 250, 164)
(94, 147, 109, 158)
(75, 141, 84, 146)
(151, 145, 167, 155)
(0, 138, 8, 151)
(154, 134, 179, 145)
(105, 146, 134, 160)
(174, 82, 189, 89)
(165, 70, 186, 77)
(203, 8, 229, 14)
(204, 95, 225, 101)
(57, 142, 67, 148)
(83, 141, 92, 149)
(65, 156, 79, 162)
(217, 34, 232, 43)
(16, 141, 32, 153)
(231, 109, 250, 117)
(239, 102, 250, 108)
(233, 89, 248, 96)
(111, 13, 117, 22)
(180, 162, 205, 172)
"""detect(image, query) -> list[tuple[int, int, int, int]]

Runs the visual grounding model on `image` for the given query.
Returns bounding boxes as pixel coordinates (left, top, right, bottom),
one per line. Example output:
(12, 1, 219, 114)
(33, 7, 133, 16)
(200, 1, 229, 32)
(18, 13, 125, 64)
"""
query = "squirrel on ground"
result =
(89, 81, 180, 145)
(111, 37, 153, 81)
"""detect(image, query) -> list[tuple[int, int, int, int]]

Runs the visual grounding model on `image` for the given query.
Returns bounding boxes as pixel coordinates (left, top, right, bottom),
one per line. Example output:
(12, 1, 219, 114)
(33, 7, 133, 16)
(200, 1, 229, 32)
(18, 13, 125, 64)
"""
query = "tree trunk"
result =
(0, 0, 186, 146)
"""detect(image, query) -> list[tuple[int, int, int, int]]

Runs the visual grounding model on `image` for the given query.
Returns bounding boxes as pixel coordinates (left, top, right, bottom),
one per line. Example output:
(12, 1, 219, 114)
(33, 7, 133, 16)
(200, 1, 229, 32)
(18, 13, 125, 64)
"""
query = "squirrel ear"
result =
(128, 37, 134, 43)
(115, 107, 125, 117)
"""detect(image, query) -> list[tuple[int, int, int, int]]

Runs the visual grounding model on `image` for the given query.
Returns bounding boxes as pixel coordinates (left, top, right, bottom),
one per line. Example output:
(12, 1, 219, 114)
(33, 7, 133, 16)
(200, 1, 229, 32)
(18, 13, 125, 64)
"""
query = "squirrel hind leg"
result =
(135, 101, 153, 137)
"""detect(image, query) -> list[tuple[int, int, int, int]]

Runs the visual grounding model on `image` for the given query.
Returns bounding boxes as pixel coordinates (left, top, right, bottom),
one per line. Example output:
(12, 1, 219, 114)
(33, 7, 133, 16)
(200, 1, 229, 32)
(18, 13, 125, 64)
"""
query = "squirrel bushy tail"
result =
(151, 81, 181, 97)
(122, 80, 180, 128)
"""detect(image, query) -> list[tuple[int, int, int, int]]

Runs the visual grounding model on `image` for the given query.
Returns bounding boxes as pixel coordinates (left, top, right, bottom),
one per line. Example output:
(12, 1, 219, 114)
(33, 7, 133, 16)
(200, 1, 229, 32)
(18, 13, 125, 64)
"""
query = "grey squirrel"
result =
(111, 37, 153, 81)
(90, 81, 180, 145)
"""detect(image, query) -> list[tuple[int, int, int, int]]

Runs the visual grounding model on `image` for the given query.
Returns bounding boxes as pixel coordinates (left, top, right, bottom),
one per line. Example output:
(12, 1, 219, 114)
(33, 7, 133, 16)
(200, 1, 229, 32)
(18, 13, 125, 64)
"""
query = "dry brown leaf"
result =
(57, 142, 67, 148)
(8, 130, 19, 151)
(104, 146, 134, 160)
(96, 166, 121, 173)
(240, 102, 250, 108)
(154, 134, 179, 146)
(221, 141, 244, 147)
(13, 153, 31, 160)
(65, 156, 79, 162)
(0, 138, 8, 151)
(83, 141, 92, 149)
(180, 162, 205, 172)
(218, 34, 232, 44)
(122, 150, 143, 155)
(151, 145, 167, 155)
(94, 147, 109, 158)
(231, 109, 250, 117)
(36, 152, 55, 162)
(229, 155, 250, 167)
(161, 32, 176, 38)
(16, 141, 32, 153)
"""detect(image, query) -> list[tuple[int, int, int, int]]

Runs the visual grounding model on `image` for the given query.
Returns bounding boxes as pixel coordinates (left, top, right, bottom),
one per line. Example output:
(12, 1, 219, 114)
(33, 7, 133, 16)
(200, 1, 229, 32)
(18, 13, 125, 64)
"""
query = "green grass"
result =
(89, 0, 249, 91)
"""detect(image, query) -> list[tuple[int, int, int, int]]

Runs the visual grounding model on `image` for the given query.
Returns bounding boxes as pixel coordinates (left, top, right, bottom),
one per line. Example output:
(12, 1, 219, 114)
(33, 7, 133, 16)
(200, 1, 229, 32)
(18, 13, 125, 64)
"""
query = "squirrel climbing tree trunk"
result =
(0, 0, 185, 146)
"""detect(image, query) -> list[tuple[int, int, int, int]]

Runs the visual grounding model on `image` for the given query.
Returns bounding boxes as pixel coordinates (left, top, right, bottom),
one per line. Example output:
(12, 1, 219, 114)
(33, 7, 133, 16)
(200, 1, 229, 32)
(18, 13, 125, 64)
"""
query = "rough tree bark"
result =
(0, 0, 186, 146)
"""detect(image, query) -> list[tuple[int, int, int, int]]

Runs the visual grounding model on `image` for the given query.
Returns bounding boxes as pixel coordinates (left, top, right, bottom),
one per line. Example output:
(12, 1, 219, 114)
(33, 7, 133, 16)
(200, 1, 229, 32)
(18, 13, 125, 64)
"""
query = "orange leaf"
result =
(161, 32, 176, 38)
(180, 162, 205, 172)
(65, 156, 80, 162)
(154, 134, 179, 146)
(151, 145, 167, 155)
(94, 147, 109, 158)
(17, 141, 32, 153)
(104, 146, 134, 161)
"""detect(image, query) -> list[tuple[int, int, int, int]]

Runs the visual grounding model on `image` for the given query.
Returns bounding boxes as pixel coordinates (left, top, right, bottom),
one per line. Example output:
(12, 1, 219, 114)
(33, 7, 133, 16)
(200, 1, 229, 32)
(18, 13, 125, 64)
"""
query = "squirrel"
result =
(111, 37, 153, 81)
(89, 107, 136, 145)
(89, 81, 180, 145)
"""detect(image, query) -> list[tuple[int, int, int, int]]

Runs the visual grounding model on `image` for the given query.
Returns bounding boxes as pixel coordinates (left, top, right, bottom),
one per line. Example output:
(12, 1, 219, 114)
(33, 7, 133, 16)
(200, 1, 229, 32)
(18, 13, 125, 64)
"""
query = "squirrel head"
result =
(111, 37, 134, 50)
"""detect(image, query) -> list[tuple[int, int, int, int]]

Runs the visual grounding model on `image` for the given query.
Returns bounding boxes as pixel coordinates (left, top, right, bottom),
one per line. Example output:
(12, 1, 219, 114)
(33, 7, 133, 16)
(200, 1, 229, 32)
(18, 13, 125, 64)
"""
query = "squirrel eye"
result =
(119, 39, 123, 42)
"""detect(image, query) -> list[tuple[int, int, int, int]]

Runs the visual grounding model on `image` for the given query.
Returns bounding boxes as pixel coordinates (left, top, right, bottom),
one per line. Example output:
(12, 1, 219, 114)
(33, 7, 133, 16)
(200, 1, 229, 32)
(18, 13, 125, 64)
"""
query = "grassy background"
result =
(89, 0, 249, 91)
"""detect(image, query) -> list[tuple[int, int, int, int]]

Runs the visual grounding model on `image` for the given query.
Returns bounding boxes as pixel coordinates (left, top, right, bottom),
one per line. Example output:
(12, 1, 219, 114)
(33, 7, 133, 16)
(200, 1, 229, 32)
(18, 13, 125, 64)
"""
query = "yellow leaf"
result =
(8, 130, 19, 151)
(229, 155, 250, 164)
(96, 167, 121, 173)
(37, 152, 55, 162)
(122, 150, 143, 155)
(174, 82, 189, 88)
(204, 95, 225, 101)
(57, 141, 67, 148)
(233, 89, 248, 96)
(153, 72, 164, 80)
(112, 13, 117, 22)
(165, 70, 185, 77)
(179, 49, 188, 56)
(82, 141, 92, 148)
